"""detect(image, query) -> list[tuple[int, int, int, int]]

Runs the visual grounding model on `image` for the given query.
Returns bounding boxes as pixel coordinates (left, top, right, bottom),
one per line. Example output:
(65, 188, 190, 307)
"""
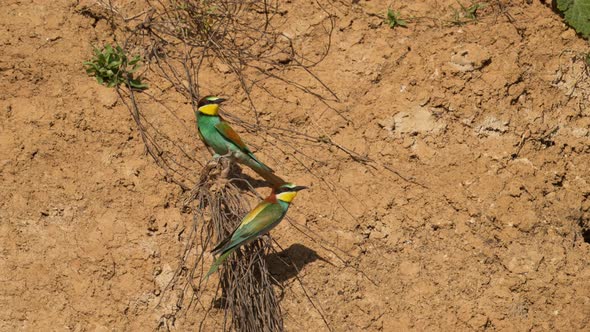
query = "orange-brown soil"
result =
(1, 0, 589, 331)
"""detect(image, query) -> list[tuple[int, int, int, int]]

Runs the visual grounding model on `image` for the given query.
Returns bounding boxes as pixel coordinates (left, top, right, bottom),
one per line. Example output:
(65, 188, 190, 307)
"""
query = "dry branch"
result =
(158, 159, 283, 331)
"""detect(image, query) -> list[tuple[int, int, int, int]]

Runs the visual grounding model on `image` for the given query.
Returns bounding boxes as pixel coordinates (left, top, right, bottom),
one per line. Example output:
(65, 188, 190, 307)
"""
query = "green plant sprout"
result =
(84, 44, 148, 90)
(452, 1, 486, 25)
(387, 7, 407, 29)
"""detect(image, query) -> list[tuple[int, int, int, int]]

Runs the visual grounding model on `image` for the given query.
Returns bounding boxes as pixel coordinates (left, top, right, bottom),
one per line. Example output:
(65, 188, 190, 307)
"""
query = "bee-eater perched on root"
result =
(205, 183, 308, 279)
(196, 95, 285, 187)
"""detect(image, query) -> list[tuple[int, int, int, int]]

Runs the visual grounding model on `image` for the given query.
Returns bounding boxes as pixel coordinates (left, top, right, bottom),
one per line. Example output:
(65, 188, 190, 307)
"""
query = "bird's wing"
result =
(214, 121, 275, 173)
(233, 202, 284, 242)
(214, 121, 251, 153)
(217, 201, 284, 253)
(205, 201, 284, 280)
(210, 200, 270, 254)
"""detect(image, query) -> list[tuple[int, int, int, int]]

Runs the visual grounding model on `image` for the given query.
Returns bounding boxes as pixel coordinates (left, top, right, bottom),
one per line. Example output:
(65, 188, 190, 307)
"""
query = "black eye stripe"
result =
(276, 187, 294, 194)
(197, 97, 219, 107)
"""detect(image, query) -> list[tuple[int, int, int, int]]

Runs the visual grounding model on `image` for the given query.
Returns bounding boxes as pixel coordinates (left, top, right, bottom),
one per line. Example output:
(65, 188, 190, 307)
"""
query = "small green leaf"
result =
(129, 55, 141, 65)
(84, 43, 147, 90)
(128, 79, 148, 89)
(557, 0, 590, 38)
(557, 0, 573, 12)
(387, 7, 407, 29)
(108, 60, 121, 69)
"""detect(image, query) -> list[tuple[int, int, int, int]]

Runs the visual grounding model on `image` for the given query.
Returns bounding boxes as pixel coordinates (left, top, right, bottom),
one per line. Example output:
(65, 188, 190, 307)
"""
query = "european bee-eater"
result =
(196, 95, 285, 186)
(205, 183, 308, 279)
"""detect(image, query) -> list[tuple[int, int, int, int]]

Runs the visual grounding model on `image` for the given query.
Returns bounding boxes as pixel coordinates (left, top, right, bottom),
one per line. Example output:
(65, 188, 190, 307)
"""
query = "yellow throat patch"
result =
(276, 191, 297, 203)
(199, 104, 219, 116)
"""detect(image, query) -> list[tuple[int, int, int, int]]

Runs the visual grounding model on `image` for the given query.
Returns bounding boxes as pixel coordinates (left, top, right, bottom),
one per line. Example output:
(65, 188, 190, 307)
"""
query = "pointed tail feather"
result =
(259, 169, 286, 188)
(204, 248, 236, 280)
(246, 152, 274, 173)
(211, 235, 232, 254)
(245, 158, 286, 187)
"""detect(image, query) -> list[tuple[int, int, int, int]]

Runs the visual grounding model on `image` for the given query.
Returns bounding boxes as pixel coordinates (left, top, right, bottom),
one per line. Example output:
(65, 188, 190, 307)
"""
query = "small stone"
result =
(506, 182, 522, 197)
(411, 139, 436, 160)
(97, 87, 118, 108)
(449, 44, 491, 73)
(505, 247, 543, 274)
(377, 117, 395, 131)
(215, 62, 232, 74)
(392, 107, 445, 135)
(560, 29, 576, 40)
(476, 117, 509, 136)
(399, 261, 420, 277)
(571, 127, 588, 138)
(274, 52, 292, 65)
(468, 314, 490, 329)
(516, 210, 537, 232)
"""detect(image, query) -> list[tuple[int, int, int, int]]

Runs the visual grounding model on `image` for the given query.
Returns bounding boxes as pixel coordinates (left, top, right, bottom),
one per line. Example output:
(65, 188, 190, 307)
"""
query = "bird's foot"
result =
(207, 150, 234, 182)
(221, 149, 235, 159)
(220, 164, 231, 179)
(213, 151, 232, 160)
(205, 157, 220, 175)
(207, 155, 232, 179)
(220, 151, 236, 169)
(212, 150, 234, 162)
(210, 152, 230, 167)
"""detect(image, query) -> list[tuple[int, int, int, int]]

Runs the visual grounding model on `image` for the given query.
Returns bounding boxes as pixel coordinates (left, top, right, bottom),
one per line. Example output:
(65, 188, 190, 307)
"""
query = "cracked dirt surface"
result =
(1, 0, 590, 331)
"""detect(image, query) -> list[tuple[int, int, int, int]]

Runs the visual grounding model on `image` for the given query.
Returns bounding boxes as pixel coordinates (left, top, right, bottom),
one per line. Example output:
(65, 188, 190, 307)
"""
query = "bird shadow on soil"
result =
(212, 243, 323, 309)
(266, 243, 325, 283)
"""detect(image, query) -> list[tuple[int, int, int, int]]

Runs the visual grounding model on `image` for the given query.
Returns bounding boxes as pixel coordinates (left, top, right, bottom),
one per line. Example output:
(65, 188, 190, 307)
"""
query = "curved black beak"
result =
(216, 97, 227, 104)
(292, 186, 308, 191)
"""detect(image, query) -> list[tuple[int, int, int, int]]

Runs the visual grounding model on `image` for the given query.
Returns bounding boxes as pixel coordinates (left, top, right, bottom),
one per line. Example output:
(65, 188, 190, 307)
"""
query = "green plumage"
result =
(204, 199, 289, 279)
(196, 111, 284, 185)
